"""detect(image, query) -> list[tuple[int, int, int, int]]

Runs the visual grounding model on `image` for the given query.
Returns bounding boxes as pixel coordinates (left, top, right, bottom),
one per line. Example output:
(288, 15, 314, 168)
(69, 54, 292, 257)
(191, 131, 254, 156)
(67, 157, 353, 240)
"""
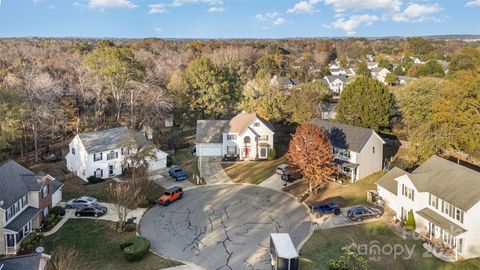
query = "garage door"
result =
(198, 144, 222, 156)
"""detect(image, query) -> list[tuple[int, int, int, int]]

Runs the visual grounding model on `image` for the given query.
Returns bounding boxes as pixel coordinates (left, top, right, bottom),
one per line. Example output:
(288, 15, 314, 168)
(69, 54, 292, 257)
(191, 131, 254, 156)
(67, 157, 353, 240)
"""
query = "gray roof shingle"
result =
(4, 207, 41, 232)
(376, 167, 407, 195)
(325, 74, 347, 84)
(78, 126, 133, 153)
(310, 119, 375, 152)
(0, 253, 46, 270)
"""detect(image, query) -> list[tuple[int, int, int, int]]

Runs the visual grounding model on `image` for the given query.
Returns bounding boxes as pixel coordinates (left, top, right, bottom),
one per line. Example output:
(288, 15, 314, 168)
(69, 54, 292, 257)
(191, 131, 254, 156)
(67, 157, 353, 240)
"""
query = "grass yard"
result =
(285, 171, 385, 207)
(300, 221, 480, 270)
(171, 147, 199, 183)
(42, 219, 181, 270)
(221, 157, 286, 184)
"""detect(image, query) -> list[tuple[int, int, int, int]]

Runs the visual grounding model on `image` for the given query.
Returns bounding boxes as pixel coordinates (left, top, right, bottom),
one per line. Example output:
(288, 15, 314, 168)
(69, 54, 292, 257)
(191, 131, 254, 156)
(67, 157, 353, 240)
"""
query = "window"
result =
(442, 201, 450, 215)
(253, 122, 260, 127)
(71, 147, 75, 155)
(429, 194, 438, 209)
(226, 146, 236, 156)
(258, 135, 268, 141)
(456, 209, 464, 223)
(402, 184, 414, 201)
(21, 195, 28, 208)
(260, 147, 267, 158)
(107, 150, 118, 160)
(42, 185, 49, 198)
(372, 147, 375, 154)
(227, 134, 237, 140)
(342, 166, 351, 174)
(333, 147, 350, 159)
(94, 168, 103, 178)
(43, 207, 49, 218)
(94, 152, 102, 161)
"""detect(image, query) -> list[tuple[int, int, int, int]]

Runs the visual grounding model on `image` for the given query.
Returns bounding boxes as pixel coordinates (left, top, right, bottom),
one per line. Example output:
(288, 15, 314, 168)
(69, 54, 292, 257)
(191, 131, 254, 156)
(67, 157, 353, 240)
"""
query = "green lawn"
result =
(300, 221, 480, 270)
(221, 157, 286, 184)
(171, 148, 199, 183)
(286, 171, 385, 207)
(42, 219, 181, 270)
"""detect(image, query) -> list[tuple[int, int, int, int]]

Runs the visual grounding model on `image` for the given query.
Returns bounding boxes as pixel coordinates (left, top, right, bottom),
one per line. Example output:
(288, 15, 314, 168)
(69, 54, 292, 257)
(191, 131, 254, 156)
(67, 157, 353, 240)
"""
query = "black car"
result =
(75, 204, 108, 217)
(347, 206, 383, 221)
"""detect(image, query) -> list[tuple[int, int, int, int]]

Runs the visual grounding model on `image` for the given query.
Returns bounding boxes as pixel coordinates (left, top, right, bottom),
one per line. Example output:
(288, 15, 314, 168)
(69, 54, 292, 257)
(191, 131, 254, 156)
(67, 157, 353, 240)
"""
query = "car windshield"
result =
(164, 192, 171, 196)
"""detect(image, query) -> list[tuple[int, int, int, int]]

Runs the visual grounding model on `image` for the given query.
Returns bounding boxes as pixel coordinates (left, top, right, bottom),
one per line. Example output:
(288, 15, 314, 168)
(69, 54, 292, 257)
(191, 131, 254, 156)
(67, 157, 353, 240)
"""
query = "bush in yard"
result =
(50, 206, 66, 217)
(120, 236, 150, 262)
(267, 148, 276, 160)
(166, 155, 173, 167)
(20, 232, 42, 253)
(137, 198, 150, 208)
(43, 213, 60, 230)
(405, 210, 416, 232)
(329, 245, 368, 270)
(124, 223, 137, 232)
(87, 175, 104, 184)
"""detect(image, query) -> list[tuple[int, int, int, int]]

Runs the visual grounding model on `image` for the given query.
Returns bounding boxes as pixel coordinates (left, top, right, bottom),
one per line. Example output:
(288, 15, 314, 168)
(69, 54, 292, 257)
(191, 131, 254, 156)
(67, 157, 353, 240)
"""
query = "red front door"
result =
(245, 147, 250, 157)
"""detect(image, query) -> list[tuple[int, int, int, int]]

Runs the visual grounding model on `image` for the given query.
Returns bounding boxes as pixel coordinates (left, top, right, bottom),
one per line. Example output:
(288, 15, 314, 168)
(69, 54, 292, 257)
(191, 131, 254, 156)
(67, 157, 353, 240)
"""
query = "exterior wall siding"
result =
(356, 133, 384, 180)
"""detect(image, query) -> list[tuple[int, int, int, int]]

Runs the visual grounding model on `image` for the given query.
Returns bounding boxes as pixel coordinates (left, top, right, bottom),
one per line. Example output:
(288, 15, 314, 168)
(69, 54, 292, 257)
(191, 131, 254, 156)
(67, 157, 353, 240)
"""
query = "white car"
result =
(66, 196, 98, 209)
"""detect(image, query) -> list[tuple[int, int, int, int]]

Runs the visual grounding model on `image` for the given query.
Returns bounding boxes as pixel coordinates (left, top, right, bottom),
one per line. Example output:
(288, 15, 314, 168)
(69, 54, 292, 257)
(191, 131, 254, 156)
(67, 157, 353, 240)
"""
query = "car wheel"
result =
(66, 205, 72, 209)
(179, 194, 183, 199)
(75, 213, 80, 217)
(166, 201, 170, 206)
(376, 214, 381, 218)
(94, 213, 99, 218)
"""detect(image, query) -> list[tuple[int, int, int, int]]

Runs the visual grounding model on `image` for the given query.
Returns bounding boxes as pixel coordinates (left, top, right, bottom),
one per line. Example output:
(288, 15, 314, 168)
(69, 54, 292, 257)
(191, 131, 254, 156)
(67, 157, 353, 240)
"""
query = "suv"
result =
(169, 166, 188, 181)
(347, 206, 383, 221)
(158, 186, 183, 205)
(311, 203, 341, 217)
(281, 167, 302, 182)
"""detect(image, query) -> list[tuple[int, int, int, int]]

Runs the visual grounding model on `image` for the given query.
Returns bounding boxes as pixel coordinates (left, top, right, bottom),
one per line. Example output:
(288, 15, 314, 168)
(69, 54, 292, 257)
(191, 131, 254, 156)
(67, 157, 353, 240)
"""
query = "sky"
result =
(0, 0, 479, 38)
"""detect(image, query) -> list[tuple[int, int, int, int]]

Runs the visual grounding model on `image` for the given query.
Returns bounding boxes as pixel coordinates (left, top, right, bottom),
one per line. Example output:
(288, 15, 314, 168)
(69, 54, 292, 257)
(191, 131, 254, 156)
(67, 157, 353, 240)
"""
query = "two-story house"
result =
(196, 113, 274, 160)
(371, 67, 391, 84)
(269, 75, 300, 90)
(310, 119, 385, 182)
(377, 156, 480, 260)
(324, 75, 348, 95)
(0, 160, 63, 255)
(65, 127, 168, 181)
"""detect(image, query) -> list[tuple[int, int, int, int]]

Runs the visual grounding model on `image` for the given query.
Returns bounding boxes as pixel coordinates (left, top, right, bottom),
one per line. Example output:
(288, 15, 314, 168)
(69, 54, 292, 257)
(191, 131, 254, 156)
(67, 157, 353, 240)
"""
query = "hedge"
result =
(20, 232, 42, 253)
(50, 206, 66, 217)
(120, 236, 150, 262)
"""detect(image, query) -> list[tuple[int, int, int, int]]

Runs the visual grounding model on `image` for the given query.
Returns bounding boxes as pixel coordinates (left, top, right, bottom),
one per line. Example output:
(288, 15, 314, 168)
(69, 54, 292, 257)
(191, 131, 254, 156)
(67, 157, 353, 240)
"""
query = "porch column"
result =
(454, 237, 458, 261)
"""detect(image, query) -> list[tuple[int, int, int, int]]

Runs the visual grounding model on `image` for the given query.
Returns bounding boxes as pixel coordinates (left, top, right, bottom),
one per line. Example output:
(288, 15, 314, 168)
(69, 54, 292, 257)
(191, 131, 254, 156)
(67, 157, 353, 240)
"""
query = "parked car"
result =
(281, 168, 302, 182)
(74, 203, 108, 217)
(311, 203, 341, 217)
(66, 196, 98, 209)
(169, 166, 188, 181)
(347, 206, 383, 221)
(276, 164, 289, 175)
(158, 186, 183, 205)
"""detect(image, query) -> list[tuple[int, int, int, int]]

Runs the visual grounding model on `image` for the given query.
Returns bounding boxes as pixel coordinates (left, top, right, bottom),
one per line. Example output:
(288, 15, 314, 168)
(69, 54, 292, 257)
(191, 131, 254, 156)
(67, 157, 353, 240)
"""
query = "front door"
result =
(245, 147, 250, 158)
(109, 165, 114, 175)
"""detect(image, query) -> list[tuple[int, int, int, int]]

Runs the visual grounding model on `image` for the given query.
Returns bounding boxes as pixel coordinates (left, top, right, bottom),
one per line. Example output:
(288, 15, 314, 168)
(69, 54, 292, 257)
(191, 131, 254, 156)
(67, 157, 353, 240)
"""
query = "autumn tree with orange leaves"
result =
(287, 123, 338, 193)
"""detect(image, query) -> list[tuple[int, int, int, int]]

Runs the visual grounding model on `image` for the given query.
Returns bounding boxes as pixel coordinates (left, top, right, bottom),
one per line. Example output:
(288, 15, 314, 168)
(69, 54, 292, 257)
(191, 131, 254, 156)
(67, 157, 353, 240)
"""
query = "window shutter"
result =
(101, 169, 103, 177)
(116, 152, 119, 158)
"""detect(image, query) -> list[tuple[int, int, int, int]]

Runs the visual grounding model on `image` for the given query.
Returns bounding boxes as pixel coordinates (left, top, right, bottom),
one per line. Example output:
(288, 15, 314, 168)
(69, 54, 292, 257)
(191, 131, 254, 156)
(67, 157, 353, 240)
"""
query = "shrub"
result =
(267, 148, 276, 160)
(124, 223, 137, 232)
(405, 210, 416, 232)
(50, 206, 66, 217)
(166, 155, 173, 167)
(120, 236, 150, 262)
(137, 198, 150, 208)
(87, 176, 104, 184)
(20, 232, 42, 253)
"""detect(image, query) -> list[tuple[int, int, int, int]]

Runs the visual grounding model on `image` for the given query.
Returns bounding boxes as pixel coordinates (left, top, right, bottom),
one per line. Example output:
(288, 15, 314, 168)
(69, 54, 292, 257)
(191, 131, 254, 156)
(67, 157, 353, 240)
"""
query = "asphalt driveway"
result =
(139, 184, 312, 270)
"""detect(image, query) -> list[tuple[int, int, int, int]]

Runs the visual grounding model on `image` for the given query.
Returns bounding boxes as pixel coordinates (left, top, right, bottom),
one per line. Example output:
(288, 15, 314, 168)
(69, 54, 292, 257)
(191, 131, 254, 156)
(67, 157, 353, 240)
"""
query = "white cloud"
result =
(149, 3, 166, 14)
(466, 0, 480, 7)
(393, 3, 442, 22)
(208, 6, 224, 12)
(273, 17, 287, 25)
(88, 0, 137, 9)
(287, 0, 321, 14)
(324, 14, 378, 35)
(172, 0, 222, 7)
(323, 0, 402, 13)
(154, 27, 163, 33)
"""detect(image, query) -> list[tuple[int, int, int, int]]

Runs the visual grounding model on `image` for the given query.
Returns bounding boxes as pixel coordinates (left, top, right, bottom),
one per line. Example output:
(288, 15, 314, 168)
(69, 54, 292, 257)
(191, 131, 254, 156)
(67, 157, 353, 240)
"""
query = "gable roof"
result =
(272, 75, 299, 87)
(371, 67, 389, 74)
(325, 75, 347, 84)
(310, 119, 380, 152)
(377, 156, 480, 211)
(196, 113, 274, 144)
(376, 167, 407, 195)
(0, 253, 49, 270)
(78, 126, 134, 153)
(0, 160, 63, 210)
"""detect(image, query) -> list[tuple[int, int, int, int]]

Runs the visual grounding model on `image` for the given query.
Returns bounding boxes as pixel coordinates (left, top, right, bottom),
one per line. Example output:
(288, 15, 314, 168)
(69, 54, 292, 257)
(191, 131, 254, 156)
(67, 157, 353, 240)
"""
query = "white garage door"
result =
(198, 144, 222, 156)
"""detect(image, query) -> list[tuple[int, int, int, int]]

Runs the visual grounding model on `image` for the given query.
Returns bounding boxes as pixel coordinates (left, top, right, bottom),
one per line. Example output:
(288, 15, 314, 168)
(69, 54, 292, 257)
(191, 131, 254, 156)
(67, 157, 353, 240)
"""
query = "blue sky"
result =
(0, 0, 479, 38)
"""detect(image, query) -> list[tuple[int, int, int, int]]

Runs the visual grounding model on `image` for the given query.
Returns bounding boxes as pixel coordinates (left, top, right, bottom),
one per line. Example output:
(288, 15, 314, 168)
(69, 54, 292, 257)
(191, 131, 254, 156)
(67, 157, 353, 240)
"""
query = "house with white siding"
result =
(196, 113, 274, 160)
(310, 119, 385, 182)
(66, 127, 168, 181)
(324, 75, 348, 94)
(377, 156, 480, 260)
(0, 160, 63, 255)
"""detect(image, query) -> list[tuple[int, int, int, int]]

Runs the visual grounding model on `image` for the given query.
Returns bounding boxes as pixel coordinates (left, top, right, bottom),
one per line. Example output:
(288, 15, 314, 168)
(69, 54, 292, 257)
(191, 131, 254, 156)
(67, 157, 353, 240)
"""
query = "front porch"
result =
(4, 207, 41, 254)
(334, 159, 358, 183)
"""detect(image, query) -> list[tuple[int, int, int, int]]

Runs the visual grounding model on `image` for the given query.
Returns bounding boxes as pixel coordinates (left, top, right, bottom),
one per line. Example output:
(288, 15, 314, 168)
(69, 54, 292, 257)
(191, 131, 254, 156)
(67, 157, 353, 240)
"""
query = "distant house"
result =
(0, 252, 51, 270)
(397, 76, 416, 85)
(410, 56, 425, 65)
(310, 119, 385, 182)
(324, 75, 348, 95)
(318, 102, 337, 120)
(65, 127, 168, 181)
(377, 156, 480, 260)
(270, 75, 300, 90)
(330, 67, 355, 77)
(367, 62, 378, 70)
(196, 113, 274, 160)
(344, 68, 356, 77)
(371, 67, 391, 84)
(0, 160, 63, 255)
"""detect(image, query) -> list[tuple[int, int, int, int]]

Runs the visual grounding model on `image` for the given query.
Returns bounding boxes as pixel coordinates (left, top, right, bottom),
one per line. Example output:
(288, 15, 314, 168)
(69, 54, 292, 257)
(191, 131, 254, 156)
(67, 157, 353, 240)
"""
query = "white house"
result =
(65, 127, 168, 181)
(196, 113, 274, 160)
(324, 75, 348, 95)
(377, 156, 480, 260)
(371, 67, 391, 84)
(0, 160, 63, 255)
(367, 62, 378, 70)
(310, 119, 385, 182)
(269, 75, 300, 90)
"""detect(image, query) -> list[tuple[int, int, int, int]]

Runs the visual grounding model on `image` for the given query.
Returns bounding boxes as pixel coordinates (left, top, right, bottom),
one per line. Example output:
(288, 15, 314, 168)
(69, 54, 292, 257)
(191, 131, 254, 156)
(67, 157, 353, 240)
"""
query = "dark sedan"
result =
(347, 206, 383, 221)
(75, 204, 108, 218)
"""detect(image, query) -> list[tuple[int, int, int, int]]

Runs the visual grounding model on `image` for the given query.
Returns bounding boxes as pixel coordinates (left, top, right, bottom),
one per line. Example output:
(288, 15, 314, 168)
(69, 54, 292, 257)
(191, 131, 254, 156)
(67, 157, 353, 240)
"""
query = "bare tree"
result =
(107, 183, 140, 232)
(49, 245, 84, 270)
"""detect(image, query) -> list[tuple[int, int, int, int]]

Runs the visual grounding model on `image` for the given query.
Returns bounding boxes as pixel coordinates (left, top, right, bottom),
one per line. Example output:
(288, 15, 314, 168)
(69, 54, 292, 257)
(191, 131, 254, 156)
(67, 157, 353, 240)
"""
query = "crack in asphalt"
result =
(183, 225, 207, 255)
(269, 215, 283, 232)
(216, 215, 234, 270)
